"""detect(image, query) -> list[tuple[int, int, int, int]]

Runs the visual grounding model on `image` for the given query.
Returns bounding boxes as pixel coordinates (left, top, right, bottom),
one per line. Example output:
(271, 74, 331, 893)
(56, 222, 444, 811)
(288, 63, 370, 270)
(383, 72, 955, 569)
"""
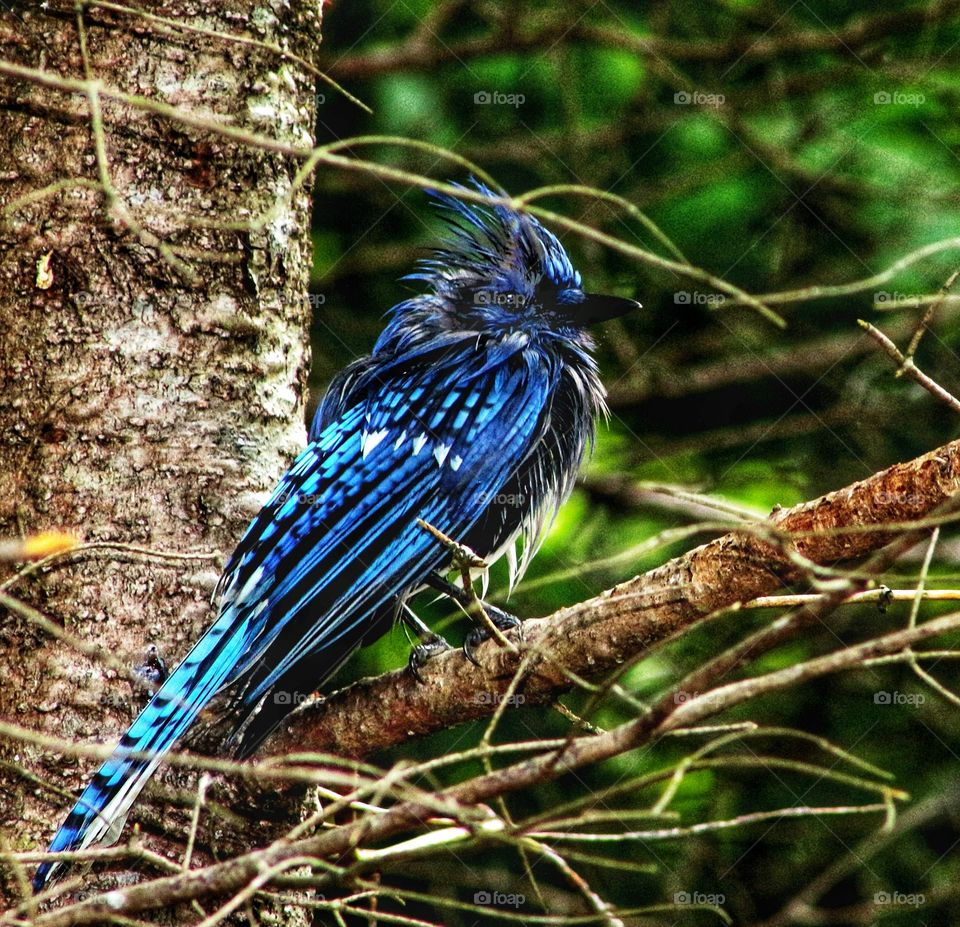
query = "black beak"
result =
(570, 293, 642, 325)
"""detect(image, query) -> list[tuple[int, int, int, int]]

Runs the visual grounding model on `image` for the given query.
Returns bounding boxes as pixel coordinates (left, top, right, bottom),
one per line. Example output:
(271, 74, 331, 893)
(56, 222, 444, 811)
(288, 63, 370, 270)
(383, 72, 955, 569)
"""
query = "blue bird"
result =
(33, 183, 640, 891)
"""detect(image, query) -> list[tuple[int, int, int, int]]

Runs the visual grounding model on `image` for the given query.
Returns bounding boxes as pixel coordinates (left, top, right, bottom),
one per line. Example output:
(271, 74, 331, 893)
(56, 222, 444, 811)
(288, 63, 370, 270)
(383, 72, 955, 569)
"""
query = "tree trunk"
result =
(0, 2, 320, 910)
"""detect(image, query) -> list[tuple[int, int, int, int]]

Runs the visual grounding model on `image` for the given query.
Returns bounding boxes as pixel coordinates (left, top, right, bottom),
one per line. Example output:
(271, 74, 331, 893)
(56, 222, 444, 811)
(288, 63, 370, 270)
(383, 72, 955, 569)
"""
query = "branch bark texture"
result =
(267, 438, 960, 759)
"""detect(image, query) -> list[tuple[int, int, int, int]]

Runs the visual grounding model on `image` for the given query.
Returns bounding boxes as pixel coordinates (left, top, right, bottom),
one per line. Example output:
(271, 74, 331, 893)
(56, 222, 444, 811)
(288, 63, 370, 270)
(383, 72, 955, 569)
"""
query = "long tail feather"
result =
(32, 607, 250, 891)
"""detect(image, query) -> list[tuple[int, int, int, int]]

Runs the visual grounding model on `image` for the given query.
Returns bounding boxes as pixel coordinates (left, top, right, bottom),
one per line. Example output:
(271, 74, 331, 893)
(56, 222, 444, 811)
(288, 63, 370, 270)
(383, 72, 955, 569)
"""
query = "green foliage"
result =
(311, 2, 960, 923)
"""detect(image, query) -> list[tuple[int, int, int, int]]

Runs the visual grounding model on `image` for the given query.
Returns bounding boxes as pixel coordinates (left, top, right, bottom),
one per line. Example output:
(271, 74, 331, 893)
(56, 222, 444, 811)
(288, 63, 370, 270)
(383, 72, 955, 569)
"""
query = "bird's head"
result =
(386, 183, 640, 347)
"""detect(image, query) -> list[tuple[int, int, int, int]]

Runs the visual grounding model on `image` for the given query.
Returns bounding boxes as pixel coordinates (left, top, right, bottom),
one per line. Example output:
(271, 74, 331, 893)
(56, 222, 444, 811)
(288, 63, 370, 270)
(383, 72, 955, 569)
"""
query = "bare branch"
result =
(266, 437, 960, 760)
(858, 319, 960, 414)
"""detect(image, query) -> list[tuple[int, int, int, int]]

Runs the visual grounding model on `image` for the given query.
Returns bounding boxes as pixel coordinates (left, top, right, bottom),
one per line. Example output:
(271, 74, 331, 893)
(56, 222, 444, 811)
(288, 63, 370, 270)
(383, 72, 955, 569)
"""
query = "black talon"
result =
(462, 607, 523, 665)
(408, 633, 453, 682)
(399, 601, 452, 681)
(463, 639, 482, 668)
(423, 572, 524, 667)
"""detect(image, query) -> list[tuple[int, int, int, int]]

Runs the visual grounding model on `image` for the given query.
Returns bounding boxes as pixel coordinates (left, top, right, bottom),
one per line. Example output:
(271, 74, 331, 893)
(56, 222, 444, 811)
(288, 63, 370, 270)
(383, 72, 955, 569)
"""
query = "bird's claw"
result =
(463, 607, 523, 666)
(408, 633, 453, 683)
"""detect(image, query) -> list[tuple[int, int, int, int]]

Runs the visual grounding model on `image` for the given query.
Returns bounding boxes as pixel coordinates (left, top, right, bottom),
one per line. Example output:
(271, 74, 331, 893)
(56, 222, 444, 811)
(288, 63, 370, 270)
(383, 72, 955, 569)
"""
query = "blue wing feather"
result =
(229, 344, 554, 707)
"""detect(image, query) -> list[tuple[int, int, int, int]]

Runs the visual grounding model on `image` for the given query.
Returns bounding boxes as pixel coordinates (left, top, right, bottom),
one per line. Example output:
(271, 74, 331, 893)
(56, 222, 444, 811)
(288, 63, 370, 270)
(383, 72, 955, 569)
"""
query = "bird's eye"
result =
(535, 286, 579, 314)
(553, 287, 585, 306)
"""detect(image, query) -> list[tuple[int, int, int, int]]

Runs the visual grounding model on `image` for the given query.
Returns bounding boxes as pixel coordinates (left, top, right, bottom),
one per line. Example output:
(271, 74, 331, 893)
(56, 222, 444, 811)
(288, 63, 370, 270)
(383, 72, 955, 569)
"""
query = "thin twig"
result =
(416, 518, 517, 652)
(745, 589, 960, 608)
(903, 269, 959, 362)
(182, 774, 212, 872)
(858, 319, 960, 413)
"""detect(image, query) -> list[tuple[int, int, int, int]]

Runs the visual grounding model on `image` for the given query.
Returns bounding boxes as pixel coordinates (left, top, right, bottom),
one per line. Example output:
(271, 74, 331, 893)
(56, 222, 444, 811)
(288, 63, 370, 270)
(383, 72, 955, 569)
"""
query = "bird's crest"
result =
(408, 181, 582, 301)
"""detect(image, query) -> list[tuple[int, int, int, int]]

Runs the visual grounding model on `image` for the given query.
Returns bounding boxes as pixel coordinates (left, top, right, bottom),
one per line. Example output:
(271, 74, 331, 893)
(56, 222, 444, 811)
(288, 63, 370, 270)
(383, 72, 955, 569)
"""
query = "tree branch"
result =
(23, 608, 960, 924)
(265, 437, 960, 760)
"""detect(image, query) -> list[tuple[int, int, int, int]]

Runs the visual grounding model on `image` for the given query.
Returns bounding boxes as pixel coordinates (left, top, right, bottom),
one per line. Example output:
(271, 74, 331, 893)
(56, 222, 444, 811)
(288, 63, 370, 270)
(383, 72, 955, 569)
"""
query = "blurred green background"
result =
(304, 2, 960, 924)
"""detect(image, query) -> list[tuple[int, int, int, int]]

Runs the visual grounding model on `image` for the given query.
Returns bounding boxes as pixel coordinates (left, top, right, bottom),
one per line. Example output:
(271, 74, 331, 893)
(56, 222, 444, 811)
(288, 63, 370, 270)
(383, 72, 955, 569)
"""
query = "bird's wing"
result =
(220, 334, 554, 709)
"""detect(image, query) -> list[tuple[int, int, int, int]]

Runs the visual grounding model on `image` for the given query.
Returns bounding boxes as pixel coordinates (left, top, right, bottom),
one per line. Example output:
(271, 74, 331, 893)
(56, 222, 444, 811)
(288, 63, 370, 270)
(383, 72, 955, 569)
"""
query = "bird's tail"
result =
(33, 607, 251, 892)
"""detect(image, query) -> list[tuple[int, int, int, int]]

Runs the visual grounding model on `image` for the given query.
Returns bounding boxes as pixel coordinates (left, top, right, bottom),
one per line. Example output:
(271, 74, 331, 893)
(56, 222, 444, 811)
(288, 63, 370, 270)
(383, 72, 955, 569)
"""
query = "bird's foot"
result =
(408, 633, 453, 683)
(463, 607, 523, 666)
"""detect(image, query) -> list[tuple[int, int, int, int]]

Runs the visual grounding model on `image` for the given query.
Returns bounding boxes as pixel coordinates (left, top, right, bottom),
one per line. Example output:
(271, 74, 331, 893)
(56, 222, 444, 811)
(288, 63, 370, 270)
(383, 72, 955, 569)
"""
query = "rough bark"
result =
(0, 1, 320, 911)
